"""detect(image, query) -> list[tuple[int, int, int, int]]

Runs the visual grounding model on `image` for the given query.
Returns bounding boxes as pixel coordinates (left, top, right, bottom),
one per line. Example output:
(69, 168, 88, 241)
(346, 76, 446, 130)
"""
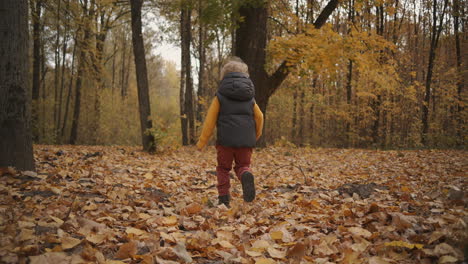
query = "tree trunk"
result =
(121, 31, 128, 97)
(292, 89, 298, 142)
(183, 6, 195, 145)
(31, 0, 42, 101)
(180, 2, 194, 146)
(57, 3, 69, 142)
(31, 0, 42, 142)
(61, 35, 77, 140)
(453, 0, 464, 144)
(129, 0, 156, 152)
(421, 0, 448, 145)
(196, 0, 206, 132)
(235, 0, 339, 146)
(0, 0, 35, 170)
(298, 87, 305, 145)
(70, 1, 92, 145)
(54, 0, 61, 140)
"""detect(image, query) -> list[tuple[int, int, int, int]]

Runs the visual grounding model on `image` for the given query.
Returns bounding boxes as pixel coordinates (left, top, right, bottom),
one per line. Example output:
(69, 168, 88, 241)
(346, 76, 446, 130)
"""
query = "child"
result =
(196, 57, 264, 207)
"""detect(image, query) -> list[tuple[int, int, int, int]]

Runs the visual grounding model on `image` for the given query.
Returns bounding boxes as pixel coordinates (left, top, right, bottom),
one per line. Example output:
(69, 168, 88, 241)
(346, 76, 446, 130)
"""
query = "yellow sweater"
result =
(196, 97, 264, 149)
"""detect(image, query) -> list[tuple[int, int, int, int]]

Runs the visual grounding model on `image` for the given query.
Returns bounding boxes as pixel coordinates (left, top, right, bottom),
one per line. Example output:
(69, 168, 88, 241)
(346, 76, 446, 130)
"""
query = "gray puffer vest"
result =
(216, 72, 256, 148)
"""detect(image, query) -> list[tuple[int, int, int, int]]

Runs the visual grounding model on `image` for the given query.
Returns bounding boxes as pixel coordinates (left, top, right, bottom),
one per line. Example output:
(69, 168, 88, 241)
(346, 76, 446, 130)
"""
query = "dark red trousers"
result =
(216, 145, 252, 196)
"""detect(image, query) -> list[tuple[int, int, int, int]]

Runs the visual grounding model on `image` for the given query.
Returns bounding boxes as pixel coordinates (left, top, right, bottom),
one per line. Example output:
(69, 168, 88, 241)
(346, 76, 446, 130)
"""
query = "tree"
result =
(0, 0, 35, 170)
(129, 0, 157, 152)
(180, 1, 195, 145)
(70, 0, 94, 144)
(421, 0, 449, 145)
(235, 0, 339, 145)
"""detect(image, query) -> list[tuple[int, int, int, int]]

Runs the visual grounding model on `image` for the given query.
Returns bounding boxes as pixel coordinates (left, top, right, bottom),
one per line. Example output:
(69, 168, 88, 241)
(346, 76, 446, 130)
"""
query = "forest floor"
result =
(0, 145, 467, 264)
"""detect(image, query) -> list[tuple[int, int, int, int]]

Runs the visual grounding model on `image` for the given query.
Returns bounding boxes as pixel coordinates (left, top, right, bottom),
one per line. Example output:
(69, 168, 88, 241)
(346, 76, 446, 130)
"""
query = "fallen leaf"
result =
(172, 243, 193, 263)
(114, 241, 137, 259)
(255, 258, 276, 264)
(438, 255, 458, 263)
(218, 240, 235, 248)
(162, 215, 178, 226)
(61, 236, 82, 250)
(267, 246, 286, 259)
(270, 231, 283, 240)
(348, 227, 372, 239)
(368, 256, 392, 264)
(384, 240, 423, 249)
(246, 250, 264, 257)
(126, 227, 147, 236)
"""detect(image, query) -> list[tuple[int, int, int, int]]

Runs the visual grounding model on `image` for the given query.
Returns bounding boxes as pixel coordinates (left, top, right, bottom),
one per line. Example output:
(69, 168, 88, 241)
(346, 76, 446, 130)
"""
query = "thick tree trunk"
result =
(235, 4, 270, 146)
(130, 0, 156, 152)
(0, 0, 35, 170)
(235, 0, 339, 146)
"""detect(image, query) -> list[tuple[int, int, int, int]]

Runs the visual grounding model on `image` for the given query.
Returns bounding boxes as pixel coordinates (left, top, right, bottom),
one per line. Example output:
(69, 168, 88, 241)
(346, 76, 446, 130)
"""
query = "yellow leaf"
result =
(162, 216, 178, 226)
(138, 213, 151, 220)
(252, 240, 270, 249)
(384, 240, 423, 249)
(144, 172, 153, 180)
(255, 258, 276, 264)
(126, 227, 147, 236)
(270, 231, 283, 240)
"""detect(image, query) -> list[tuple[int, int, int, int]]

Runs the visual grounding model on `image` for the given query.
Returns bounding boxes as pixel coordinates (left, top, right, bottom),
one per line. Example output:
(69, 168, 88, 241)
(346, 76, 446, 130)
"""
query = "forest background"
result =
(29, 0, 467, 150)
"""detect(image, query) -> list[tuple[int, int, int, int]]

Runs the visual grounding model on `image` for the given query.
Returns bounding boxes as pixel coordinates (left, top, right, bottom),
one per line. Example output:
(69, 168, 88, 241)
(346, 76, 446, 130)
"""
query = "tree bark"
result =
(453, 0, 464, 144)
(70, 0, 92, 145)
(31, 0, 42, 142)
(180, 2, 194, 145)
(129, 0, 156, 152)
(183, 6, 195, 145)
(31, 0, 42, 101)
(0, 0, 35, 170)
(421, 0, 449, 145)
(54, 0, 62, 139)
(61, 35, 77, 140)
(235, 0, 339, 146)
(196, 0, 206, 132)
(292, 89, 298, 142)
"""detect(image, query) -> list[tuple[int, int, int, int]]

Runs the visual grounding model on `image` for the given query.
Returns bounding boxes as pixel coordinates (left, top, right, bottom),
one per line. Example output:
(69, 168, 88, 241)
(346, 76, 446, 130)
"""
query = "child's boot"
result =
(241, 171, 255, 202)
(218, 195, 230, 207)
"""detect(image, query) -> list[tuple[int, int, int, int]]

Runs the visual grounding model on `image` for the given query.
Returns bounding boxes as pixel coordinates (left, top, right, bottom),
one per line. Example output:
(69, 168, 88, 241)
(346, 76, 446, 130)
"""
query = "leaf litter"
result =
(0, 145, 466, 263)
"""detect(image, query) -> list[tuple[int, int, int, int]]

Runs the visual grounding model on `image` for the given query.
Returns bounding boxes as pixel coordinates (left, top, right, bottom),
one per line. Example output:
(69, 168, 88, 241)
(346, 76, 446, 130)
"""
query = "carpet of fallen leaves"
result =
(0, 145, 467, 264)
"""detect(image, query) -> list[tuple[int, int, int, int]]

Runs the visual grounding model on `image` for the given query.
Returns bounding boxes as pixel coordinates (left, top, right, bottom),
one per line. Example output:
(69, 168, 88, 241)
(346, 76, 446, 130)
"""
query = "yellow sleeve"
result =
(253, 103, 264, 140)
(196, 97, 220, 149)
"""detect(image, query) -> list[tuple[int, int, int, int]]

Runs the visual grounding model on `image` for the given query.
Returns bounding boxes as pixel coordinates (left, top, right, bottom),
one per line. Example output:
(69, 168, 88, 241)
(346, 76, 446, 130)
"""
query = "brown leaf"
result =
(114, 241, 137, 259)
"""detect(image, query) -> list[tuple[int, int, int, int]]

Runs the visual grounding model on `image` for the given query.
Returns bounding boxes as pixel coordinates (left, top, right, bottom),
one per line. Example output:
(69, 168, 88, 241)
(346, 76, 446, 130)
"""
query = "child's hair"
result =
(220, 57, 249, 80)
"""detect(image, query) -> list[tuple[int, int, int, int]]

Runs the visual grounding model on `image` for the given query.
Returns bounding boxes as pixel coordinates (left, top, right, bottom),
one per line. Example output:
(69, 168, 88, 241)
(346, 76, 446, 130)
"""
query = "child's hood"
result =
(217, 72, 255, 101)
